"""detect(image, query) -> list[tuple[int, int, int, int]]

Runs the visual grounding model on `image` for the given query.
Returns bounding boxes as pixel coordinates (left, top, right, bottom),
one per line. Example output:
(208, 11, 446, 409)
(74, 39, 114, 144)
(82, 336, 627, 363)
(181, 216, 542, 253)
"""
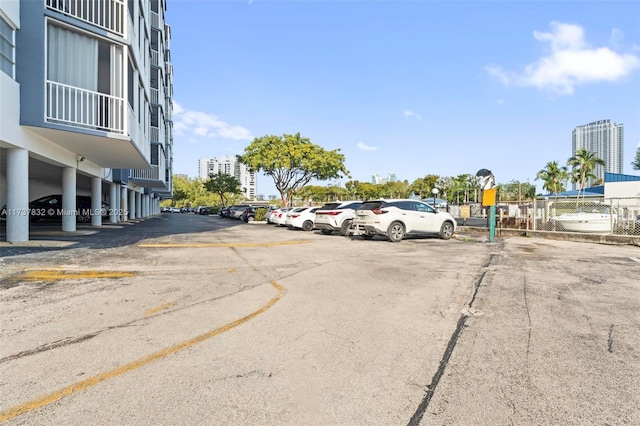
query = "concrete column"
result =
(91, 177, 102, 226)
(121, 186, 128, 222)
(128, 189, 136, 220)
(6, 148, 29, 242)
(62, 167, 76, 232)
(136, 192, 142, 218)
(109, 183, 118, 223)
(144, 195, 150, 217)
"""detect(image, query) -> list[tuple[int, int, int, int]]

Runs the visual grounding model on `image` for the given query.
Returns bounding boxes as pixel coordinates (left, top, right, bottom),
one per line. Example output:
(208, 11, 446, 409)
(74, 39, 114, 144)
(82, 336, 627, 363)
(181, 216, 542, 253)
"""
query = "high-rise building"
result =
(0, 0, 174, 242)
(371, 173, 397, 185)
(199, 156, 257, 200)
(572, 120, 624, 188)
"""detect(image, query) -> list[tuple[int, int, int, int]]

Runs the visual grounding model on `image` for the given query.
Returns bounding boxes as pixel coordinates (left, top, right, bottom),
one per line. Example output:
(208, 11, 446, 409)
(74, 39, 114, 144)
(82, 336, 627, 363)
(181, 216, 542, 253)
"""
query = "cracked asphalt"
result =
(0, 213, 638, 425)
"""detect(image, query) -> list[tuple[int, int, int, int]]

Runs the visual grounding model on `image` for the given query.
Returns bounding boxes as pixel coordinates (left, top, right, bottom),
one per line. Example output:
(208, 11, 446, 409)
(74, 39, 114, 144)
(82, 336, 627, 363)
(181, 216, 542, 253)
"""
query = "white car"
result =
(314, 200, 363, 235)
(285, 207, 319, 231)
(270, 208, 292, 226)
(349, 199, 456, 242)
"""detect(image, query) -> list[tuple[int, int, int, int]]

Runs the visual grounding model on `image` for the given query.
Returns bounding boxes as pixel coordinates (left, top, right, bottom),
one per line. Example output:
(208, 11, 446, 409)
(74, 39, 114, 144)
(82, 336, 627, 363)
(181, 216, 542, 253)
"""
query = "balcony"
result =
(46, 0, 125, 37)
(29, 81, 150, 169)
(46, 80, 124, 134)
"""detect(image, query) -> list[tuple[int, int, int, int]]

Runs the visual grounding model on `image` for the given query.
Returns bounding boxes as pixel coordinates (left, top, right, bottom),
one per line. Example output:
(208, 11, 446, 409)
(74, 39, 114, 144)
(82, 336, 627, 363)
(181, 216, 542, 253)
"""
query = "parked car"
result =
(229, 205, 251, 220)
(349, 199, 457, 242)
(240, 206, 257, 222)
(1, 194, 109, 223)
(170, 207, 181, 213)
(218, 206, 231, 217)
(314, 201, 363, 235)
(270, 208, 292, 226)
(197, 206, 211, 215)
(285, 207, 319, 231)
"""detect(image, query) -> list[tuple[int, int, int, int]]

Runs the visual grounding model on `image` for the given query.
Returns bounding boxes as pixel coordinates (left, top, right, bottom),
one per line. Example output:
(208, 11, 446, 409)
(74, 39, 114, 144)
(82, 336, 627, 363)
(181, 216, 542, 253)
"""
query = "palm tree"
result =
(567, 149, 605, 205)
(632, 146, 640, 170)
(536, 161, 569, 203)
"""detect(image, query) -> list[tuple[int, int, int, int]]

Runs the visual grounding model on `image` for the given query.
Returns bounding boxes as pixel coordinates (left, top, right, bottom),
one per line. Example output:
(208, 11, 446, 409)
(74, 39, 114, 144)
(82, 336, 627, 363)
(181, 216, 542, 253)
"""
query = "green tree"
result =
(238, 133, 349, 207)
(409, 174, 439, 199)
(536, 161, 569, 204)
(567, 149, 605, 204)
(632, 146, 640, 170)
(203, 172, 242, 207)
(435, 176, 453, 203)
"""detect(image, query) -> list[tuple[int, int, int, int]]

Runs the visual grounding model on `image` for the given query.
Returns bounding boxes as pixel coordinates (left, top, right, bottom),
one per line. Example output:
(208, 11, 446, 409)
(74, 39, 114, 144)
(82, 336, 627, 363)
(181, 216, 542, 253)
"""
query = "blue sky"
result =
(167, 0, 640, 197)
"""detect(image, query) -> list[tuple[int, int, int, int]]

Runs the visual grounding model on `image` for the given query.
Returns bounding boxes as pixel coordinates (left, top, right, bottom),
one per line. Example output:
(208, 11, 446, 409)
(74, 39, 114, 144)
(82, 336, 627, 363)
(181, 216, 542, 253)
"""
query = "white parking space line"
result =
(630, 257, 640, 264)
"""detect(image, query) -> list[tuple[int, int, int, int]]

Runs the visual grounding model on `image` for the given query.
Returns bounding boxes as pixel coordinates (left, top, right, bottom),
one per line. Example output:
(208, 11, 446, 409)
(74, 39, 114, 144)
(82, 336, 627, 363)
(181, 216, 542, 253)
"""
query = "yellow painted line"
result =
(0, 281, 286, 422)
(144, 301, 176, 317)
(137, 241, 312, 248)
(14, 270, 136, 281)
(227, 268, 236, 274)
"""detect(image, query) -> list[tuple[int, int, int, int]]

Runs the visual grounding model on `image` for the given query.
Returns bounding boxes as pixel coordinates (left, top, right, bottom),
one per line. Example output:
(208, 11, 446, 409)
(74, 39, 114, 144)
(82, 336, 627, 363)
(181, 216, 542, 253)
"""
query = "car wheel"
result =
(321, 229, 333, 235)
(302, 220, 313, 231)
(439, 221, 454, 240)
(387, 221, 405, 242)
(340, 219, 353, 236)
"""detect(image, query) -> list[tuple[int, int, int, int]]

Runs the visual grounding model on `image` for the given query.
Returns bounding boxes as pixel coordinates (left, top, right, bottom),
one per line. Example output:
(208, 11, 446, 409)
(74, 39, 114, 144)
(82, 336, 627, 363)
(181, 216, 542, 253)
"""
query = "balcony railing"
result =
(150, 10, 160, 29)
(131, 165, 159, 180)
(46, 80, 125, 134)
(151, 49, 159, 67)
(46, 0, 125, 37)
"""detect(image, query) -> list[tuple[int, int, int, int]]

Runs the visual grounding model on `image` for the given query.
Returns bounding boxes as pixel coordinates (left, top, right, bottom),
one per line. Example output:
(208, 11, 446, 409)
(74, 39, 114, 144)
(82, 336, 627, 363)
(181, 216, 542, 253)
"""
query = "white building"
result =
(198, 156, 257, 200)
(371, 173, 397, 185)
(0, 0, 174, 242)
(572, 120, 624, 188)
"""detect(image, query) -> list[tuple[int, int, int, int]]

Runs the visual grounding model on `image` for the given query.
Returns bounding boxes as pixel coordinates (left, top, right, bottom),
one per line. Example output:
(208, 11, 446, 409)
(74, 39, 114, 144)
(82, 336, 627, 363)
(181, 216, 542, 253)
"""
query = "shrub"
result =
(254, 207, 268, 221)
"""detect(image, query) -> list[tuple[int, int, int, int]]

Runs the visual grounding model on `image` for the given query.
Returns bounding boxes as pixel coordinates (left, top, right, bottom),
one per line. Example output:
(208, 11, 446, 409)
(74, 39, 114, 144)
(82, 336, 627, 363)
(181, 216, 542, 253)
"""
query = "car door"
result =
(413, 201, 439, 233)
(392, 201, 420, 232)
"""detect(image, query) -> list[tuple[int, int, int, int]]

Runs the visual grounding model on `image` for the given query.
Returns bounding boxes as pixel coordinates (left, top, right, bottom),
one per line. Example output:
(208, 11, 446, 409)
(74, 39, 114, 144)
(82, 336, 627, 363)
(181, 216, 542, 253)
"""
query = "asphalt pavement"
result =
(1, 213, 638, 425)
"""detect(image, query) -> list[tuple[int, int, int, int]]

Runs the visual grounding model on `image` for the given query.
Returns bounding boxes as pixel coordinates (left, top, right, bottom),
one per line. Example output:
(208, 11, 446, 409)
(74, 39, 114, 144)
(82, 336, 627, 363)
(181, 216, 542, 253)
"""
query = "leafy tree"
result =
(409, 174, 439, 198)
(632, 146, 640, 170)
(498, 180, 537, 202)
(203, 172, 242, 207)
(567, 149, 605, 204)
(238, 133, 349, 207)
(435, 176, 453, 203)
(536, 161, 569, 205)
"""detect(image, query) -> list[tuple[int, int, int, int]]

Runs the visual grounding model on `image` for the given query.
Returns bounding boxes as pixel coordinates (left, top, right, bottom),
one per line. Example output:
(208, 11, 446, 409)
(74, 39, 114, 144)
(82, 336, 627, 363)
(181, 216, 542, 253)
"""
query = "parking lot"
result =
(1, 213, 639, 425)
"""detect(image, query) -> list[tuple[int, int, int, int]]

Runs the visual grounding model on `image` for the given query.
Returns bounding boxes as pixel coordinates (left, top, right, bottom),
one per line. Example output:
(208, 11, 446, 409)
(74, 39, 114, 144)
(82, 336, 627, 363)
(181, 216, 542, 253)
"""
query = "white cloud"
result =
(404, 110, 423, 120)
(172, 101, 253, 141)
(486, 22, 640, 95)
(357, 142, 377, 151)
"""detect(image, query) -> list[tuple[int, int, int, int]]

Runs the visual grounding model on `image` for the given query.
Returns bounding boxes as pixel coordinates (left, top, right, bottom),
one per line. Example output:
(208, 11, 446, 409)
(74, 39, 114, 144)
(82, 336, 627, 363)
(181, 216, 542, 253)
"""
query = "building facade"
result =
(198, 156, 257, 200)
(572, 119, 624, 188)
(0, 0, 174, 242)
(371, 173, 397, 185)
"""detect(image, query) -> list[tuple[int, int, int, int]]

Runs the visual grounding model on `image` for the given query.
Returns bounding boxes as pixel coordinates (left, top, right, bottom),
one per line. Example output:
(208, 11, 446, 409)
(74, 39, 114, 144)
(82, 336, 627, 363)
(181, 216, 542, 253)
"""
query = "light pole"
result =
(432, 188, 439, 208)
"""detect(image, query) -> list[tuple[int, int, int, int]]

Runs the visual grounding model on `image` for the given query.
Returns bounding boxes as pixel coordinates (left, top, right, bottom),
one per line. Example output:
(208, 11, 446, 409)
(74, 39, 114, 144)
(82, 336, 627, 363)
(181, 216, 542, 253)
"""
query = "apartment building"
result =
(572, 119, 624, 188)
(0, 0, 174, 242)
(198, 156, 257, 200)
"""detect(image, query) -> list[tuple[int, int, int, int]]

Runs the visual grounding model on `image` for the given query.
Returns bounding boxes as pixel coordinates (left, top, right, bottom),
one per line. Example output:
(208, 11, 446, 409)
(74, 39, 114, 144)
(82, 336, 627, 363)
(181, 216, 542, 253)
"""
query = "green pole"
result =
(489, 205, 496, 243)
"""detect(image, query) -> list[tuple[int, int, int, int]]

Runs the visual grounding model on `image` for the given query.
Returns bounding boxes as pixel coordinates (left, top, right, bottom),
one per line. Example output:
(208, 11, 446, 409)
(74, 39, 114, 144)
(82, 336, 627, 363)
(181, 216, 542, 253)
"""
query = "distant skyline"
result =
(167, 1, 640, 197)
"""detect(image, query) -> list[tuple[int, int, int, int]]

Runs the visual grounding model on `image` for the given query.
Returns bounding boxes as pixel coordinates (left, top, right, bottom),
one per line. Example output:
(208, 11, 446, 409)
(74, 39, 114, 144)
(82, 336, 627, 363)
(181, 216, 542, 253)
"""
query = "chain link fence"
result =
(450, 197, 640, 236)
